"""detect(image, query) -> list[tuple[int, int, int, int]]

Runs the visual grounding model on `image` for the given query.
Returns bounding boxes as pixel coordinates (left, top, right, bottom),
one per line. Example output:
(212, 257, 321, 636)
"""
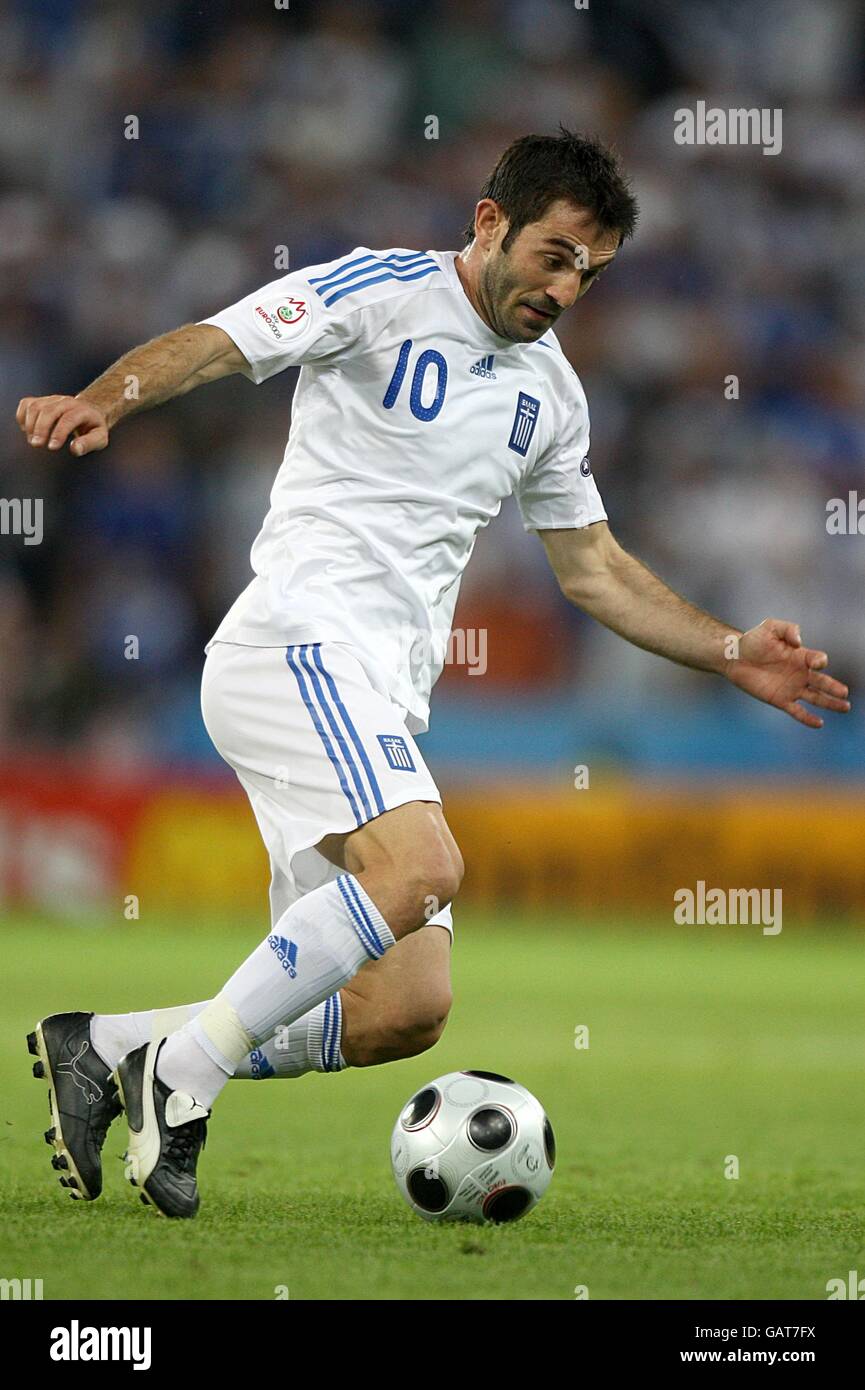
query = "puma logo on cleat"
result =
(164, 1092, 209, 1126)
(57, 1041, 103, 1104)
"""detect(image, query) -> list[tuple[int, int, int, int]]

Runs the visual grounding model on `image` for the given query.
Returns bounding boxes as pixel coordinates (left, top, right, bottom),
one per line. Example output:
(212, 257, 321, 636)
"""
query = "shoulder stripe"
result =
(318, 262, 441, 308)
(313, 252, 434, 300)
(308, 250, 432, 288)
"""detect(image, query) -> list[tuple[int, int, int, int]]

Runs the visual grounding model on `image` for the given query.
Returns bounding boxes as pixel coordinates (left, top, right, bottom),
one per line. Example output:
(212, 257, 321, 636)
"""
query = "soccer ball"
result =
(390, 1070, 555, 1224)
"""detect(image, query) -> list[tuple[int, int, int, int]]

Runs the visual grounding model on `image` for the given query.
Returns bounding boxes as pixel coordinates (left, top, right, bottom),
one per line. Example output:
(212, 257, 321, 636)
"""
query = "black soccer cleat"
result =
(114, 1039, 209, 1219)
(27, 1012, 121, 1202)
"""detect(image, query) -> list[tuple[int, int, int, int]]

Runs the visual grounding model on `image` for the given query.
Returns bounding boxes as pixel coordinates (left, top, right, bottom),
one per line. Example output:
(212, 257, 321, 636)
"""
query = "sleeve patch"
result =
(251, 296, 312, 344)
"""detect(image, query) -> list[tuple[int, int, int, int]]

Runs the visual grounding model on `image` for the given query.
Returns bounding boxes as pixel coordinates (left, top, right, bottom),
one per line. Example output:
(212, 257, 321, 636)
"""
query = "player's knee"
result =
(410, 842, 464, 919)
(383, 990, 453, 1059)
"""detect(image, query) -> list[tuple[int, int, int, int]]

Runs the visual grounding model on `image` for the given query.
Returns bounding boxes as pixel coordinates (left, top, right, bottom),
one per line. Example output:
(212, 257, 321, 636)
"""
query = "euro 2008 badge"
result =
(252, 297, 310, 343)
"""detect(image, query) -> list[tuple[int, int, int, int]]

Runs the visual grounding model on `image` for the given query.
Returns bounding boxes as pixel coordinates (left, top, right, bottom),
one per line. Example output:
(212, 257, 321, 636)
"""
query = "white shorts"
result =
(200, 640, 453, 941)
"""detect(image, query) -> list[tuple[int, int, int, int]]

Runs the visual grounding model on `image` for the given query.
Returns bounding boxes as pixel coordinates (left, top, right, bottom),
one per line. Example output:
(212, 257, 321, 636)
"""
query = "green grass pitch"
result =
(1, 911, 862, 1300)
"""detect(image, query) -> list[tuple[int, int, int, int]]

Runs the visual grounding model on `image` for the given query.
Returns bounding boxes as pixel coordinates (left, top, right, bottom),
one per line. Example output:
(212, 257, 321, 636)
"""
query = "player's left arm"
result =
(538, 520, 850, 729)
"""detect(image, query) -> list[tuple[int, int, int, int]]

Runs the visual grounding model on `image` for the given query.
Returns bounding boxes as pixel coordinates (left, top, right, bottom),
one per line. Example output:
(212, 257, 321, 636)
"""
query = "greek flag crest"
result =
(508, 392, 540, 456)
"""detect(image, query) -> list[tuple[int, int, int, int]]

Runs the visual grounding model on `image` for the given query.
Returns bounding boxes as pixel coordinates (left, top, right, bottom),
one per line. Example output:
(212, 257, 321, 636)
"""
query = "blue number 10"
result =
(383, 339, 448, 421)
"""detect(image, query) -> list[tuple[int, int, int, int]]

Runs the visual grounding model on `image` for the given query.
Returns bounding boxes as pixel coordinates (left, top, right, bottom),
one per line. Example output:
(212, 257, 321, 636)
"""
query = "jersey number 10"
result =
(382, 340, 448, 422)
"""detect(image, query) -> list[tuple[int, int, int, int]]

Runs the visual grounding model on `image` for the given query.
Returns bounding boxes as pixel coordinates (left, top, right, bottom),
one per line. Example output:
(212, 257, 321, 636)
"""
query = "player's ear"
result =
(474, 199, 504, 249)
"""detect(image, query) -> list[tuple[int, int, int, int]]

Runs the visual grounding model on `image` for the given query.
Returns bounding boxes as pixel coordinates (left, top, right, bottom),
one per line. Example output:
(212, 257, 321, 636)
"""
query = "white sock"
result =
(91, 994, 347, 1079)
(90, 1003, 209, 1071)
(235, 995, 347, 1078)
(156, 874, 394, 1107)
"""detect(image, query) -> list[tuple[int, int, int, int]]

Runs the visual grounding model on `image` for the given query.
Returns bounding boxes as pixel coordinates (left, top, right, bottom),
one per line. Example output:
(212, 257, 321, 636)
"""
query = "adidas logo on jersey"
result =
(268, 934, 299, 978)
(470, 354, 497, 379)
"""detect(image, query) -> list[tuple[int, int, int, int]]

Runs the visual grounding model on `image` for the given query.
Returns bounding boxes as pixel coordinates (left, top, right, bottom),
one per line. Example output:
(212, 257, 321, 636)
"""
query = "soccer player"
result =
(18, 131, 849, 1217)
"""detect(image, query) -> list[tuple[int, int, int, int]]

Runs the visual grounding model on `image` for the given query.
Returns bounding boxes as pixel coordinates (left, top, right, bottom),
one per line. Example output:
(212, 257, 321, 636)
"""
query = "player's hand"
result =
(16, 394, 109, 456)
(723, 618, 850, 729)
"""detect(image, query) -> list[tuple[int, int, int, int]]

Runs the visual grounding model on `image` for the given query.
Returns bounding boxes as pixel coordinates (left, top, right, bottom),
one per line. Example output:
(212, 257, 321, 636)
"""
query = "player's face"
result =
(476, 199, 619, 343)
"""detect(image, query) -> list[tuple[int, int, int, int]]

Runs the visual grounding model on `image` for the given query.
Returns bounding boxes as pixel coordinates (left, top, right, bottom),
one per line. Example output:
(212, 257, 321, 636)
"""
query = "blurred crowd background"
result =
(2, 0, 864, 780)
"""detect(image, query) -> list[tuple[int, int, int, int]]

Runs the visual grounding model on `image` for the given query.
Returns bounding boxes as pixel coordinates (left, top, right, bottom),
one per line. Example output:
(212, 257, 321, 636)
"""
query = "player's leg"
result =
(152, 798, 461, 1093)
(89, 911, 452, 1080)
(84, 831, 455, 1085)
(116, 798, 460, 1216)
(304, 808, 456, 1066)
(31, 649, 456, 1204)
(35, 877, 452, 1203)
(115, 641, 462, 1217)
(338, 921, 452, 1066)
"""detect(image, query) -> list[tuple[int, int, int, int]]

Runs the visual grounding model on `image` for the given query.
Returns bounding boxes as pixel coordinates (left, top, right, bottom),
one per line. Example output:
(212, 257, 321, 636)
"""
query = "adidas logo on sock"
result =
(470, 354, 496, 379)
(248, 1047, 276, 1079)
(267, 934, 299, 978)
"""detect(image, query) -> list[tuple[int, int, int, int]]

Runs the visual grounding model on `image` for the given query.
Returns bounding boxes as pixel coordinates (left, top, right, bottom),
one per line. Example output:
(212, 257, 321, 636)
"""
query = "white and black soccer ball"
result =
(390, 1070, 555, 1224)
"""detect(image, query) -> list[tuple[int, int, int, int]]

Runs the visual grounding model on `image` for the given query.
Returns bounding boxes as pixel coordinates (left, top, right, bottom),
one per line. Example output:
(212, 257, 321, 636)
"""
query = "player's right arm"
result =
(19, 245, 396, 454)
(16, 323, 248, 456)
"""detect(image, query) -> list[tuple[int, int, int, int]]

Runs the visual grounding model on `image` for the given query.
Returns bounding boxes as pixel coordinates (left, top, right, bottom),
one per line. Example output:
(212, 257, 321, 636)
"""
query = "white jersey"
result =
(200, 246, 606, 733)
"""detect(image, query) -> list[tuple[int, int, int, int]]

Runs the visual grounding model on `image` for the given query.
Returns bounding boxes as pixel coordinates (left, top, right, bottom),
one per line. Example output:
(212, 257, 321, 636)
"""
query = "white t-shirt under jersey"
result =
(200, 246, 606, 733)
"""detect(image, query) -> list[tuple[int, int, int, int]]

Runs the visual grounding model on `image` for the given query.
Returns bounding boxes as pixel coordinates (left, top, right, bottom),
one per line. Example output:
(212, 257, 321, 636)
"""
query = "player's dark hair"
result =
(464, 127, 638, 250)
